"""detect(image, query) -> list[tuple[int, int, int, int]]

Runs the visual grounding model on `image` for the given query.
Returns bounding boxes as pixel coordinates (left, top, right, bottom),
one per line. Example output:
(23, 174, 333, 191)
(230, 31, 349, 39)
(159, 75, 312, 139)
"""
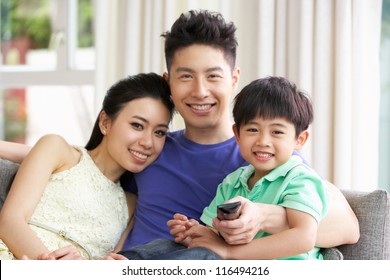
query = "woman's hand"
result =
(21, 245, 84, 260)
(99, 252, 128, 260)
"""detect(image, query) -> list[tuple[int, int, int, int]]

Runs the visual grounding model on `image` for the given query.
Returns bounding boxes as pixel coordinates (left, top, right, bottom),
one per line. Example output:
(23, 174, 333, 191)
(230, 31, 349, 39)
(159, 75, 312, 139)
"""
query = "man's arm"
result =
(0, 141, 32, 163)
(214, 183, 359, 248)
(316, 181, 360, 247)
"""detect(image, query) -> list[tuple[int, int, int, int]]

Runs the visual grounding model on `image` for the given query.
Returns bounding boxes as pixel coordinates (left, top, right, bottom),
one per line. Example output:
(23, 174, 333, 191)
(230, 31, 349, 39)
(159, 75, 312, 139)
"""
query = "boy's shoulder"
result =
(221, 165, 251, 185)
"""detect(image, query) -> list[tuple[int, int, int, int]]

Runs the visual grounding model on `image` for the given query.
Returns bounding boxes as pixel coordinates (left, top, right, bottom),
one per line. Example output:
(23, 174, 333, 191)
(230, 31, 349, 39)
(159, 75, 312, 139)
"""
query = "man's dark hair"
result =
(161, 10, 238, 72)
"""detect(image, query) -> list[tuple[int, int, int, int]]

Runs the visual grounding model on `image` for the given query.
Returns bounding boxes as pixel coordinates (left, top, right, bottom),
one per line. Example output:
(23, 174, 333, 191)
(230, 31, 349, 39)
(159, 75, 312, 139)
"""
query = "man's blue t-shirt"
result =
(120, 130, 247, 249)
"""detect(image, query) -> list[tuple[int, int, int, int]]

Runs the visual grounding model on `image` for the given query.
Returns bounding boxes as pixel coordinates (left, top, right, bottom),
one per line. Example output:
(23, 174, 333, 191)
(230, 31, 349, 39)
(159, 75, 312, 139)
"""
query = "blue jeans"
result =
(118, 239, 221, 260)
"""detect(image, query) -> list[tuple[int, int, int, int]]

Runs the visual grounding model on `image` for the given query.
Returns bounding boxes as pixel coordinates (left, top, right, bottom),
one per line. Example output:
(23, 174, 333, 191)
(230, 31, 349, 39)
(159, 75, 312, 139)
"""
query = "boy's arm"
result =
(213, 183, 359, 248)
(190, 209, 318, 259)
(0, 141, 32, 163)
(213, 196, 289, 244)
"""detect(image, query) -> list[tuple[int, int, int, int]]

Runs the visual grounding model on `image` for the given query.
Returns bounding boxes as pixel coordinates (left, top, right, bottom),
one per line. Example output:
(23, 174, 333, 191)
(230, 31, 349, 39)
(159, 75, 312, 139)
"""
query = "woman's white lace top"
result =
(0, 146, 129, 260)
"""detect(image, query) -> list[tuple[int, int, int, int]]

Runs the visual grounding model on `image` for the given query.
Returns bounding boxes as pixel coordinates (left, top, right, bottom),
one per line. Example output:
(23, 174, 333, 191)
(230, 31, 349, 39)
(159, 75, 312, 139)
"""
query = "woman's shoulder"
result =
(32, 134, 81, 170)
(35, 134, 69, 147)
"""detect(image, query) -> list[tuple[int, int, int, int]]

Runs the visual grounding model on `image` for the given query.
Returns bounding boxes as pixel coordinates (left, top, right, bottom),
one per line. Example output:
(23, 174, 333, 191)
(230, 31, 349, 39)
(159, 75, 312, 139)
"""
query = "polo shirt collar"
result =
(237, 155, 304, 187)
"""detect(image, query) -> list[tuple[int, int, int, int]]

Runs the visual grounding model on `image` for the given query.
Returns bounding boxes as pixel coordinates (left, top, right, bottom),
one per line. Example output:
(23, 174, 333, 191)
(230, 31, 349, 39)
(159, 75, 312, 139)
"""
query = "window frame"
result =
(0, 0, 94, 88)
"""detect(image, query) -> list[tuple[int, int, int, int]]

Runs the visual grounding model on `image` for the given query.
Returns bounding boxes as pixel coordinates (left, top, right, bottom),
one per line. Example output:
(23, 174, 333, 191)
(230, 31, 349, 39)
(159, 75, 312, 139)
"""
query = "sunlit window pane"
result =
(1, 0, 95, 70)
(0, 86, 95, 146)
(69, 0, 95, 70)
(0, 0, 55, 68)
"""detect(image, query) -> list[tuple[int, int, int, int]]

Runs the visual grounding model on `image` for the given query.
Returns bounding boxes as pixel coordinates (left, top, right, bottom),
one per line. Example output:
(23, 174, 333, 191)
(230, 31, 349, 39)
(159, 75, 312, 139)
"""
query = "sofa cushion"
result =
(337, 189, 390, 260)
(0, 159, 19, 210)
(321, 247, 344, 260)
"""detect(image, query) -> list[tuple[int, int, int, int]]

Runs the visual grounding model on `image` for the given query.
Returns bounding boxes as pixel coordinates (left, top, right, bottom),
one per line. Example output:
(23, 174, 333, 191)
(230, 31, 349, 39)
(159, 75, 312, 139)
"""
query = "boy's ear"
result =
(295, 130, 309, 149)
(163, 72, 169, 81)
(232, 124, 240, 142)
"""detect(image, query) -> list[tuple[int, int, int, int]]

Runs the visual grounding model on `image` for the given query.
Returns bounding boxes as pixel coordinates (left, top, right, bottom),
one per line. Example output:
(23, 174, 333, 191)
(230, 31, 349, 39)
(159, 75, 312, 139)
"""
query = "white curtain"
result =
(94, 0, 382, 191)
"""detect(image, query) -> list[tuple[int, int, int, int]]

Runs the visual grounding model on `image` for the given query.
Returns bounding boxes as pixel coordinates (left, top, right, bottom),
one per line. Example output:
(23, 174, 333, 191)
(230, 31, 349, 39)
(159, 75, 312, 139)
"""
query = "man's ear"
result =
(232, 67, 240, 90)
(295, 130, 309, 150)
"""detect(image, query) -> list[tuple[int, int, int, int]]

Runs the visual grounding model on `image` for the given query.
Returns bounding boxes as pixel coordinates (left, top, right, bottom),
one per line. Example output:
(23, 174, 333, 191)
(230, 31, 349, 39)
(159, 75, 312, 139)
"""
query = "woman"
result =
(0, 73, 174, 260)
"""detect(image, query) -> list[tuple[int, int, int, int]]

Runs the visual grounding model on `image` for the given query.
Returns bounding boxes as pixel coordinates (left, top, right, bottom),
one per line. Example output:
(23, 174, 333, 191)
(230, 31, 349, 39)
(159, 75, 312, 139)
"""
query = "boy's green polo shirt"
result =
(200, 156, 330, 260)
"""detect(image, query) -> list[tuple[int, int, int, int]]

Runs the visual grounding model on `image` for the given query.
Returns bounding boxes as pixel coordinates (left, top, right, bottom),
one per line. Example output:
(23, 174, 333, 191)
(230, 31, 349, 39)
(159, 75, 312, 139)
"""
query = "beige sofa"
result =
(1, 159, 389, 260)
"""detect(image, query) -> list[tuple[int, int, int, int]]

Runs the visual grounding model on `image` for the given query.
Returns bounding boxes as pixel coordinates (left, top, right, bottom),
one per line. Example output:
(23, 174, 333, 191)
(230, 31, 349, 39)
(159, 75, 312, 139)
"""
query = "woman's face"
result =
(103, 97, 170, 174)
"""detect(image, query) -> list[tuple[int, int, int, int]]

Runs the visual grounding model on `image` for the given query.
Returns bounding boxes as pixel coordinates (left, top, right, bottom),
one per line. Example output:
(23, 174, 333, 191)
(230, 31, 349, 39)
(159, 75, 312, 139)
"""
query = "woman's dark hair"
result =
(85, 73, 174, 150)
(233, 76, 313, 138)
(161, 10, 238, 71)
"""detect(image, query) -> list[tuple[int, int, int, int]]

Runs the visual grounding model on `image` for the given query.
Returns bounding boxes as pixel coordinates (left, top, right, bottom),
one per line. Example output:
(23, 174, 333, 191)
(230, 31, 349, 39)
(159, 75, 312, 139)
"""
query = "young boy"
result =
(170, 76, 329, 260)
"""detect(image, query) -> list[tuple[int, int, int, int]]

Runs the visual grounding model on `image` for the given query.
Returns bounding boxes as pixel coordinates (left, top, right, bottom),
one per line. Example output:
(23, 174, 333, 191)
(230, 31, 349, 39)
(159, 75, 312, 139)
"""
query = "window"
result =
(0, 0, 95, 145)
(379, 0, 390, 191)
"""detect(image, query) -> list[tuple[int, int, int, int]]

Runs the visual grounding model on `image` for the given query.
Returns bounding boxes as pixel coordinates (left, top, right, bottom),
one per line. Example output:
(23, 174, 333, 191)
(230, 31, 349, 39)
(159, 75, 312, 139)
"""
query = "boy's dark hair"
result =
(85, 73, 174, 150)
(161, 10, 238, 72)
(233, 76, 313, 138)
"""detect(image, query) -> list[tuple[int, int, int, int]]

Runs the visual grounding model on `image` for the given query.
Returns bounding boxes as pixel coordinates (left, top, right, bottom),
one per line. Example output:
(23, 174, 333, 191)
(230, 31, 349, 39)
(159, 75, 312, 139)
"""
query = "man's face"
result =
(166, 44, 239, 133)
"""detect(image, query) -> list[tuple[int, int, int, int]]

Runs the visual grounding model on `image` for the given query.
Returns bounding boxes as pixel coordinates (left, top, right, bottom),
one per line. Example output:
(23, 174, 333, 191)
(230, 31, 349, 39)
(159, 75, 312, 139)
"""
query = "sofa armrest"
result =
(0, 158, 20, 210)
(335, 189, 390, 260)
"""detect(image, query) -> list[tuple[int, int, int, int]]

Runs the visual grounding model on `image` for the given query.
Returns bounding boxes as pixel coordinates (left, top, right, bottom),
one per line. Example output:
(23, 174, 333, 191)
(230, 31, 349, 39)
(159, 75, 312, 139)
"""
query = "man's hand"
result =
(186, 224, 228, 259)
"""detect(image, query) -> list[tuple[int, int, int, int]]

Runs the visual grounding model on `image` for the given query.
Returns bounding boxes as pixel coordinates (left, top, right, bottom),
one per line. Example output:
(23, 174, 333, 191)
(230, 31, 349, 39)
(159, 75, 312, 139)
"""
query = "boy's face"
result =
(166, 44, 239, 133)
(233, 116, 308, 180)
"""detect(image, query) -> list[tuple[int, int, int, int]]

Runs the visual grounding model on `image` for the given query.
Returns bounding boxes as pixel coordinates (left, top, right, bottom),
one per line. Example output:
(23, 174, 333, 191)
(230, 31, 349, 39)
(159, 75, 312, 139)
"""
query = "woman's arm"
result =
(0, 135, 77, 259)
(113, 192, 137, 252)
(0, 140, 32, 163)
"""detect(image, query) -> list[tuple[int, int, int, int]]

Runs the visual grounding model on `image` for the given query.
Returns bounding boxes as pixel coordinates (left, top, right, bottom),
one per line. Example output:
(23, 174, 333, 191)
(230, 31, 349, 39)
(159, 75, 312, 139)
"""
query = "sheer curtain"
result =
(94, 0, 382, 191)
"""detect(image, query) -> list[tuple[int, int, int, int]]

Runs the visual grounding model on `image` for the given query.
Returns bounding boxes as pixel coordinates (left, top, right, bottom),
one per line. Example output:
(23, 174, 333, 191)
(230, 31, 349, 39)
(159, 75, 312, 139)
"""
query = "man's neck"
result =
(183, 121, 234, 144)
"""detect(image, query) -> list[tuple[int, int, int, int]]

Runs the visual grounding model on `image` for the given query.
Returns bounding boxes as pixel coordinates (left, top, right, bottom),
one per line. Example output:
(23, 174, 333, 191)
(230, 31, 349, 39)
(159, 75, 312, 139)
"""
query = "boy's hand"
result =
(213, 196, 269, 245)
(167, 213, 199, 246)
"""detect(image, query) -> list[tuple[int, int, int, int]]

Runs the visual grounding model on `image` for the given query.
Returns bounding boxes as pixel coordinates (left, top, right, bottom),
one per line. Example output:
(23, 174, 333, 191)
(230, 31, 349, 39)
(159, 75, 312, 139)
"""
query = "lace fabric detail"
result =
(0, 146, 129, 260)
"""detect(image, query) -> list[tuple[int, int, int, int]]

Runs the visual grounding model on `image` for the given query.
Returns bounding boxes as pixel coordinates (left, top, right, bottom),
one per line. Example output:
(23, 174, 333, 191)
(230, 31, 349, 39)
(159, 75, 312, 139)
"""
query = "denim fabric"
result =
(118, 239, 221, 260)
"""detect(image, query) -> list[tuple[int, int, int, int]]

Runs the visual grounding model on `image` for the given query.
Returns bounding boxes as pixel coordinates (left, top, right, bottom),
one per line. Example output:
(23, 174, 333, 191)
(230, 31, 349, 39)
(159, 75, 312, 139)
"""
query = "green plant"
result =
(78, 0, 94, 47)
(1, 0, 51, 49)
(383, 0, 390, 39)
